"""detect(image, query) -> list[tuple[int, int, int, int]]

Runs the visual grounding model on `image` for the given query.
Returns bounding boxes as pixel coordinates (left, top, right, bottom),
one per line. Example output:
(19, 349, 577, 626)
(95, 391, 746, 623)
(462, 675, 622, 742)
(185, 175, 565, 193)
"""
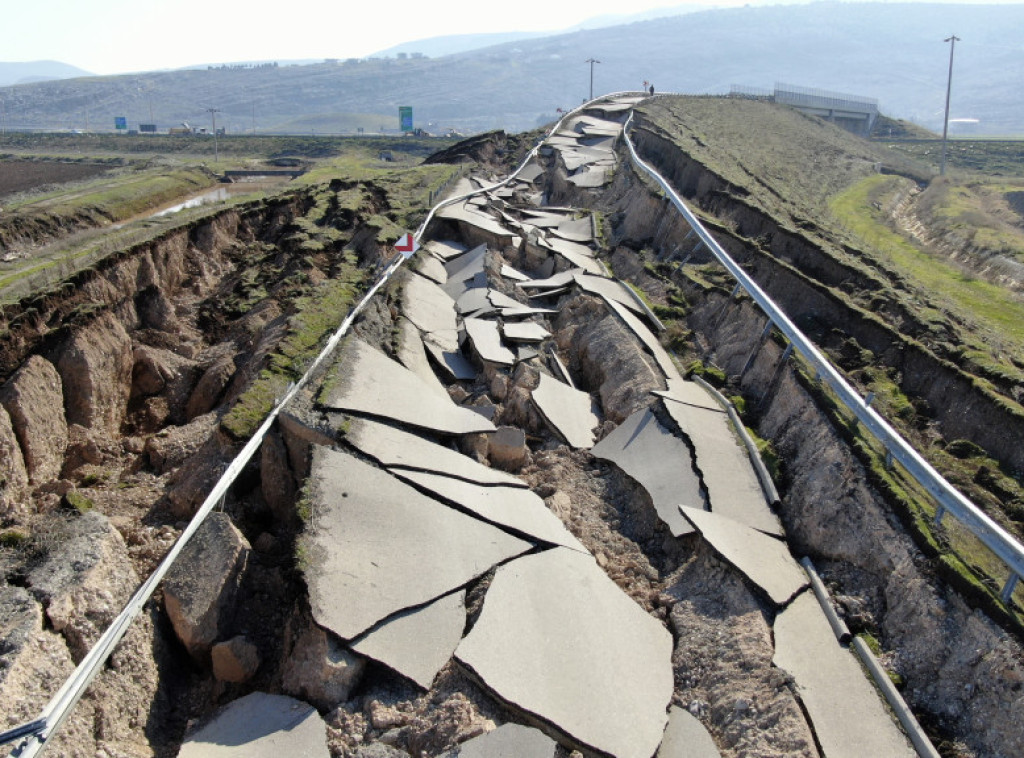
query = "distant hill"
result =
(0, 60, 92, 87)
(0, 4, 1020, 135)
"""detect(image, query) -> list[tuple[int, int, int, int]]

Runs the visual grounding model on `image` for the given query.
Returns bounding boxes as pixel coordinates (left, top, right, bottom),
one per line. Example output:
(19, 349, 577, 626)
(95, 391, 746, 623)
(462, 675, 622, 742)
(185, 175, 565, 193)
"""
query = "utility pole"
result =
(585, 58, 601, 101)
(940, 34, 960, 176)
(207, 107, 221, 164)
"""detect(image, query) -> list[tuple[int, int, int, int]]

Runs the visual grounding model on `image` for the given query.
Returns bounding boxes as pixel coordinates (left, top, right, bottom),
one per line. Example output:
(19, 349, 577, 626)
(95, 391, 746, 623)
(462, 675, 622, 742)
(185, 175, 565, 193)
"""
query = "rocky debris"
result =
(185, 350, 237, 420)
(486, 425, 528, 472)
(0, 354, 68, 483)
(0, 403, 30, 517)
(555, 295, 663, 423)
(130, 345, 200, 422)
(303, 447, 531, 640)
(456, 548, 673, 758)
(681, 508, 807, 607)
(26, 510, 139, 661)
(212, 635, 261, 683)
(56, 311, 133, 437)
(282, 610, 366, 710)
(773, 591, 916, 757)
(163, 513, 250, 662)
(321, 337, 496, 435)
(0, 586, 98, 757)
(443, 722, 558, 757)
(666, 544, 817, 757)
(351, 590, 466, 691)
(145, 411, 219, 474)
(657, 706, 721, 758)
(592, 407, 703, 537)
(259, 427, 296, 521)
(164, 435, 230, 518)
(177, 692, 329, 758)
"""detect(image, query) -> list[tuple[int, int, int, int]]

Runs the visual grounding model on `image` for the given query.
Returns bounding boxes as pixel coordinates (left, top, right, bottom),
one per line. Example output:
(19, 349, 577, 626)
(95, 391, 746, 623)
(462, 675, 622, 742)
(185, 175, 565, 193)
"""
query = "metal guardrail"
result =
(622, 112, 1024, 605)
(1, 93, 611, 757)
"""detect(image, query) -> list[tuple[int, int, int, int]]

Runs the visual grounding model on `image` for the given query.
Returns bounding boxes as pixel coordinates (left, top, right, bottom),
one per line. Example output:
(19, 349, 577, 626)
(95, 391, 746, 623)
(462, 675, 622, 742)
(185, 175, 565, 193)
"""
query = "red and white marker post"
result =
(395, 232, 419, 259)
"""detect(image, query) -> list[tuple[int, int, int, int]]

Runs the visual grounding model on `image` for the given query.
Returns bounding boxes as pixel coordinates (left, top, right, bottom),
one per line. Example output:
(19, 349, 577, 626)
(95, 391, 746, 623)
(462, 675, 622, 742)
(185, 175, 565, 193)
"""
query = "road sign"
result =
(114, 116, 127, 130)
(395, 232, 418, 258)
(399, 106, 413, 132)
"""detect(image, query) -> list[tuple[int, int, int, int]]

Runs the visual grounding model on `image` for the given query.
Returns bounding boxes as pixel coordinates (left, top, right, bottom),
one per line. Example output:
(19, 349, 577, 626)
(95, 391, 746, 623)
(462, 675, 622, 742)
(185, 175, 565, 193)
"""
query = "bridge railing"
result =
(622, 111, 1024, 607)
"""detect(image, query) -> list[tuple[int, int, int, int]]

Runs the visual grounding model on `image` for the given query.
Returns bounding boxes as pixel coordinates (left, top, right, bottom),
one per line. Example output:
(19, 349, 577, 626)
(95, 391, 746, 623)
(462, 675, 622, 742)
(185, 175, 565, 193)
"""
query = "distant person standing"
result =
(649, 84, 655, 95)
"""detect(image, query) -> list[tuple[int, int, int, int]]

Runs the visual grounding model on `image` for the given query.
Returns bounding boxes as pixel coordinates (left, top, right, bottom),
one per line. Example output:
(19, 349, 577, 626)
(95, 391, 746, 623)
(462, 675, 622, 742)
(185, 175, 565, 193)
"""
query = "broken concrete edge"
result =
(388, 470, 590, 557)
(689, 375, 781, 507)
(850, 636, 942, 758)
(455, 654, 664, 758)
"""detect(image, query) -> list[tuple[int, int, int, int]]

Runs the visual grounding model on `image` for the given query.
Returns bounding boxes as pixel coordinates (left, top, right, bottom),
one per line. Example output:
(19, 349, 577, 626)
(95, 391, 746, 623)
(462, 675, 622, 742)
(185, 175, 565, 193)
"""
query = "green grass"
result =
(831, 176, 1024, 357)
(221, 255, 366, 440)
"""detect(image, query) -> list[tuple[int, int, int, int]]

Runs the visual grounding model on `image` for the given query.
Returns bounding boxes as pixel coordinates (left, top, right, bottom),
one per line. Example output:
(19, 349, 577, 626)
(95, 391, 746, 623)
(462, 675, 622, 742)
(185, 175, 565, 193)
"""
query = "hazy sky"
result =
(7, 0, 1023, 76)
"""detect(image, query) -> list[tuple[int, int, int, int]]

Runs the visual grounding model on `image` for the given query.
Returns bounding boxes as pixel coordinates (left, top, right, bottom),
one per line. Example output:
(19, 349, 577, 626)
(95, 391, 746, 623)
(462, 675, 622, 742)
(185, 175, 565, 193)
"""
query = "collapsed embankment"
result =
(0, 182, 393, 756)
(626, 115, 1024, 510)
(579, 127, 1024, 757)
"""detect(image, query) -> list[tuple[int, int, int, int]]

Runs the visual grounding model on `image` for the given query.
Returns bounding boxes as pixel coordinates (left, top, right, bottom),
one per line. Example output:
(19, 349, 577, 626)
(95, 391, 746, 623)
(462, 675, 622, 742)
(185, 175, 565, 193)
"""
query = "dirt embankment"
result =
(589, 139, 1024, 758)
(0, 184, 390, 757)
(627, 117, 1024, 482)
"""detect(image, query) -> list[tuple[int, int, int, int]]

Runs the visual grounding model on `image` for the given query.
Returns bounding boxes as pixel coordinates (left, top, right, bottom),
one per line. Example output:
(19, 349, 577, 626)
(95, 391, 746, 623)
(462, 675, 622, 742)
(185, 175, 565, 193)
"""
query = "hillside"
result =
(1, 3, 1021, 135)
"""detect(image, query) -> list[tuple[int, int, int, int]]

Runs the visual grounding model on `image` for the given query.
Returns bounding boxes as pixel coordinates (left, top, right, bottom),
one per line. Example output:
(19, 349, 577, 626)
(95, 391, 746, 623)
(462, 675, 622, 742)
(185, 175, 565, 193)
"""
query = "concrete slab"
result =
(773, 592, 916, 758)
(520, 209, 572, 227)
(657, 706, 721, 758)
(451, 723, 558, 758)
(559, 149, 612, 172)
(662, 398, 782, 536)
(402, 272, 460, 351)
(395, 319, 449, 399)
(414, 253, 448, 285)
(591, 408, 702, 537)
(573, 273, 645, 315)
(393, 468, 587, 553)
(305, 449, 531, 640)
(681, 508, 807, 606)
(425, 240, 468, 262)
(444, 244, 488, 298)
(653, 380, 725, 413)
(532, 373, 599, 449)
(500, 264, 531, 282)
(351, 590, 466, 690)
(321, 338, 494, 435)
(345, 417, 528, 488)
(540, 237, 605, 275)
(552, 216, 595, 242)
(177, 692, 328, 758)
(567, 168, 609, 188)
(604, 298, 679, 380)
(425, 342, 477, 381)
(517, 269, 581, 292)
(455, 548, 673, 758)
(464, 317, 516, 366)
(502, 322, 551, 343)
(457, 288, 498, 317)
(516, 163, 545, 184)
(438, 202, 516, 242)
(488, 291, 557, 318)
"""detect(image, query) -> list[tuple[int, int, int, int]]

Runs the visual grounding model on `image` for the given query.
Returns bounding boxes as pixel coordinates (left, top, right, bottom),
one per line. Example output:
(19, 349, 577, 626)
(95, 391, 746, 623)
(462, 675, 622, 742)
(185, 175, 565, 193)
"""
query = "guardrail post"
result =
(865, 392, 876, 407)
(759, 343, 793, 410)
(730, 282, 742, 298)
(1001, 573, 1019, 605)
(884, 449, 893, 471)
(740, 320, 774, 378)
(934, 505, 946, 525)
